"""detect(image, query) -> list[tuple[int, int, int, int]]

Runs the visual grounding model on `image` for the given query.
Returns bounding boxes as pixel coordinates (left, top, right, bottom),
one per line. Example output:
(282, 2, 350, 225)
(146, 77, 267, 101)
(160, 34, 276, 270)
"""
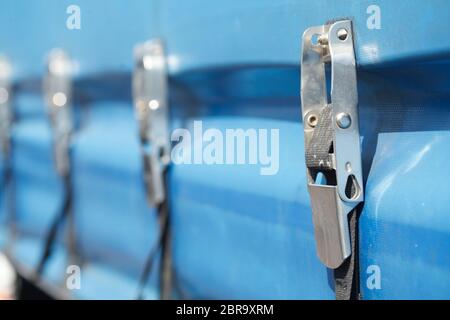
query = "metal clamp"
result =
(0, 56, 12, 156)
(301, 20, 364, 269)
(43, 49, 73, 177)
(133, 39, 170, 206)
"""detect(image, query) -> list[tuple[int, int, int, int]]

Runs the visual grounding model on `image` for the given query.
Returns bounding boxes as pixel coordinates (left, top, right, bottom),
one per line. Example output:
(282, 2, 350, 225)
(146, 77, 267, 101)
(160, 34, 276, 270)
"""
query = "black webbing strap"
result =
(136, 169, 172, 300)
(36, 172, 72, 276)
(305, 105, 334, 171)
(334, 207, 361, 300)
(159, 198, 172, 300)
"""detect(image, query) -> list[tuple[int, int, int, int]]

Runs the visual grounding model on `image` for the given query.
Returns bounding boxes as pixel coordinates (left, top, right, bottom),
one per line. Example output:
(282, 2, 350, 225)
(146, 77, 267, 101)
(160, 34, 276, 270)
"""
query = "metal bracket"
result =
(133, 39, 170, 206)
(0, 56, 12, 156)
(301, 20, 363, 269)
(43, 49, 73, 177)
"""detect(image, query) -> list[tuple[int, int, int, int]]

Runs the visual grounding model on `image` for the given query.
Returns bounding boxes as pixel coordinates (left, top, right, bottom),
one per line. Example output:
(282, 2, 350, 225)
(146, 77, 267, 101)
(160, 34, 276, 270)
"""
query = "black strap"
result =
(159, 199, 172, 300)
(305, 105, 334, 171)
(36, 173, 73, 276)
(334, 207, 361, 300)
(136, 170, 172, 300)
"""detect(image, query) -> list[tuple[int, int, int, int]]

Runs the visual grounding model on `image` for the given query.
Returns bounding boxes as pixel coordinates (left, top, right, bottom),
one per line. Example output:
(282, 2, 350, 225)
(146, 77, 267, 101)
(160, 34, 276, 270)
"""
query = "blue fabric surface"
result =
(71, 101, 160, 298)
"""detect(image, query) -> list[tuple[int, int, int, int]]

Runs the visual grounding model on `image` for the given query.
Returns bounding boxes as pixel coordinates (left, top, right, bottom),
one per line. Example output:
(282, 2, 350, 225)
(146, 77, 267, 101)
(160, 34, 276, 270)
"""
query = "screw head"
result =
(336, 112, 351, 129)
(318, 34, 328, 45)
(52, 92, 67, 107)
(337, 28, 348, 41)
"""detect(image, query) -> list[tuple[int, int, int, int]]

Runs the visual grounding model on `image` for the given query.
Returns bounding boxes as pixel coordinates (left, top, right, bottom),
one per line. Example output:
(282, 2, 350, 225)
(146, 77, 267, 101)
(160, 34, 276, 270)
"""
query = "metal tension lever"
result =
(133, 40, 170, 206)
(301, 20, 363, 269)
(0, 57, 12, 157)
(44, 49, 74, 177)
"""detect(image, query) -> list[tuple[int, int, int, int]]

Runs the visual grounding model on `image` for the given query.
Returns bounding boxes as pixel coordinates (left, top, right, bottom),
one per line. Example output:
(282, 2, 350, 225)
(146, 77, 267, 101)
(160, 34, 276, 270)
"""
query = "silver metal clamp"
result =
(0, 56, 12, 157)
(43, 49, 74, 177)
(133, 39, 170, 206)
(301, 20, 364, 269)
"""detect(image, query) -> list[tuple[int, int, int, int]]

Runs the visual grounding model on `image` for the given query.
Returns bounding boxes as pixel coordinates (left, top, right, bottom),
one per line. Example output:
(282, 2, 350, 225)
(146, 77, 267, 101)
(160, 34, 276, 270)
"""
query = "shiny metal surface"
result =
(133, 39, 170, 206)
(43, 49, 73, 176)
(301, 20, 363, 269)
(0, 57, 12, 156)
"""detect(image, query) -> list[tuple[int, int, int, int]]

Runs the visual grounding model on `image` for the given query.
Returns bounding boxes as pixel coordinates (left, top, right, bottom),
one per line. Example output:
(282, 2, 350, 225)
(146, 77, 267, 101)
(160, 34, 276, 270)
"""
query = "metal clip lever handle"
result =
(133, 40, 170, 207)
(0, 57, 12, 156)
(301, 20, 363, 269)
(142, 143, 169, 206)
(44, 49, 73, 177)
(308, 184, 353, 268)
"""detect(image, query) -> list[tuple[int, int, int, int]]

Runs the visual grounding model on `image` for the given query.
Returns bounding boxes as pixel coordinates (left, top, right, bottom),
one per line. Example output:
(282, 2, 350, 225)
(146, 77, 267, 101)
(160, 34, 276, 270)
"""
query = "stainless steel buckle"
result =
(0, 56, 12, 156)
(133, 39, 170, 206)
(301, 20, 364, 269)
(44, 49, 73, 177)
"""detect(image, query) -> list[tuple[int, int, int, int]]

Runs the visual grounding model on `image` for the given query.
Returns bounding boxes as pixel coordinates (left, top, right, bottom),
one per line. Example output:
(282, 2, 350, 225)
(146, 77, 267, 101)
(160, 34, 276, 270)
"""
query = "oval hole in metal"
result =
(345, 174, 360, 200)
(311, 33, 320, 46)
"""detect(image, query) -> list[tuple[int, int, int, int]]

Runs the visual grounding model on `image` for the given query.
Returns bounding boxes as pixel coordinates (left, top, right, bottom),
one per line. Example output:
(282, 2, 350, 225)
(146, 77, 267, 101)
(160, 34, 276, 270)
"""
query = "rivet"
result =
(148, 99, 160, 110)
(336, 112, 351, 129)
(52, 92, 67, 107)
